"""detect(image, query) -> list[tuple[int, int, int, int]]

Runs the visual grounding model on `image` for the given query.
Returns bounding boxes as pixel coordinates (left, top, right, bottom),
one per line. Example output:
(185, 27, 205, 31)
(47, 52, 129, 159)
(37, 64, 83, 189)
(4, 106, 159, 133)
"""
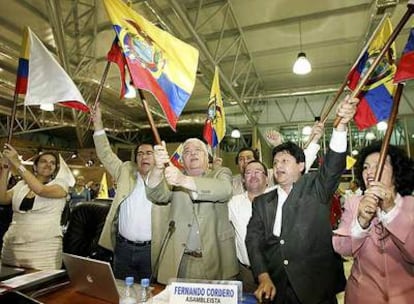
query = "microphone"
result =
(150, 220, 175, 284)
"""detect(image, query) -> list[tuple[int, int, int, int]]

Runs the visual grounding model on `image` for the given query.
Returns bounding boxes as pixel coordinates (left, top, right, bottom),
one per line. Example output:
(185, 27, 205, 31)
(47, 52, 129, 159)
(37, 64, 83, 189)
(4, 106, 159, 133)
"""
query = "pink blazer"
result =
(333, 194, 414, 304)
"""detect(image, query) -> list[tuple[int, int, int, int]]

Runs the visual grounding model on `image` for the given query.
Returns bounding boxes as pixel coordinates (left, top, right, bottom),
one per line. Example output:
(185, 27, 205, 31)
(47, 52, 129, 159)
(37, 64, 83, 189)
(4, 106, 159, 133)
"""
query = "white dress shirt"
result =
(118, 172, 152, 241)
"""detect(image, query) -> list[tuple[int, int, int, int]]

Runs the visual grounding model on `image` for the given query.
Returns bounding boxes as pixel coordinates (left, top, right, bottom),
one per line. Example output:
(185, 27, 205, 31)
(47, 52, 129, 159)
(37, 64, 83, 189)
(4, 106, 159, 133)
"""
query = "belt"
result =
(184, 250, 203, 258)
(117, 234, 151, 246)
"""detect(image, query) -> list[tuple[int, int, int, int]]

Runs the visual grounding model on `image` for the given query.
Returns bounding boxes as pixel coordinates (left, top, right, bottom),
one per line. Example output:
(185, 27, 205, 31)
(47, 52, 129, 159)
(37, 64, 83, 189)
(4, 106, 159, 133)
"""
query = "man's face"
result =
(182, 141, 208, 176)
(237, 150, 255, 173)
(273, 151, 304, 189)
(136, 144, 155, 176)
(243, 162, 268, 194)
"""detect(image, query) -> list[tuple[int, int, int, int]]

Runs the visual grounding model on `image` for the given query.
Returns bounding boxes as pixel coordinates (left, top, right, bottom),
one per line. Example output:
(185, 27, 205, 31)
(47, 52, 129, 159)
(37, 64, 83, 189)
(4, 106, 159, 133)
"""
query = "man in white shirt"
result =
(92, 104, 154, 281)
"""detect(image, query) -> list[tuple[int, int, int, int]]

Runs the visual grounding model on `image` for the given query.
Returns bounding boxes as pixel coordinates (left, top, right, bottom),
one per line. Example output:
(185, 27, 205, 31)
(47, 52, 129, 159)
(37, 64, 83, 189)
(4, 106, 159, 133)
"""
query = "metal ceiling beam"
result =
(45, 0, 89, 148)
(168, 0, 256, 125)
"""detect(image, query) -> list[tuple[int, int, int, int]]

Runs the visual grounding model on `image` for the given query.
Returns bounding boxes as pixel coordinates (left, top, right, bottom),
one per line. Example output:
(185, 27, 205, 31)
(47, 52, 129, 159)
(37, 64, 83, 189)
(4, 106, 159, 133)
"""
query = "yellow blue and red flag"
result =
(170, 143, 184, 170)
(103, 0, 199, 131)
(107, 37, 129, 98)
(347, 17, 396, 130)
(394, 27, 414, 83)
(203, 67, 226, 147)
(15, 27, 89, 112)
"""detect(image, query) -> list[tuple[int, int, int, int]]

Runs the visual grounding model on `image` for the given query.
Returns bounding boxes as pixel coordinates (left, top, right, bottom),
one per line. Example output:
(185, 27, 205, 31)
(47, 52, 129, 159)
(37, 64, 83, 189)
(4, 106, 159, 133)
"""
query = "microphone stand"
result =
(150, 220, 175, 284)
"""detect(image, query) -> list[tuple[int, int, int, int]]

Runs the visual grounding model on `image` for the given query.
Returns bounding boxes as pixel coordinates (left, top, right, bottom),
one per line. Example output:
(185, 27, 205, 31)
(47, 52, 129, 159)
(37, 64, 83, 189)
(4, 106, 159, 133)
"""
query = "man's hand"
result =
(335, 96, 358, 131)
(310, 121, 325, 144)
(265, 129, 283, 147)
(255, 273, 276, 303)
(91, 102, 104, 131)
(153, 141, 170, 169)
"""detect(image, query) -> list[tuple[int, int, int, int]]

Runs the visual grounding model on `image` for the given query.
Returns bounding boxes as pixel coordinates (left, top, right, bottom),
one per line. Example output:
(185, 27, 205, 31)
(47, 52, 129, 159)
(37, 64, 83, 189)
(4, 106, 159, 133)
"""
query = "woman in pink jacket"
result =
(333, 141, 414, 304)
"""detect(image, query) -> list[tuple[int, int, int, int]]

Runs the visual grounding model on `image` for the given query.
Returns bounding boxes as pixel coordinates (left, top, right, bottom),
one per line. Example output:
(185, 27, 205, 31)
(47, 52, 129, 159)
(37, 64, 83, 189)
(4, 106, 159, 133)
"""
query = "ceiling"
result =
(1, 0, 414, 155)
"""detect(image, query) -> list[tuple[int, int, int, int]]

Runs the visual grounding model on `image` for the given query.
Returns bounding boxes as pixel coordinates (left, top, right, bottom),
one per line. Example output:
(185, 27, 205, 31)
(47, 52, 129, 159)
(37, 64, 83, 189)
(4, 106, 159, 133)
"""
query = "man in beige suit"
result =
(92, 104, 154, 281)
(146, 138, 238, 284)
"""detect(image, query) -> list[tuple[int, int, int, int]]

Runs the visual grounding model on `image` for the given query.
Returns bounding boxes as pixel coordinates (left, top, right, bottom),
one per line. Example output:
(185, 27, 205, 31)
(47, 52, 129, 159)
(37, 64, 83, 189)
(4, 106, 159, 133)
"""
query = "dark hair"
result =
(235, 147, 260, 165)
(354, 141, 414, 196)
(272, 141, 305, 174)
(134, 142, 154, 161)
(33, 152, 59, 178)
(243, 160, 268, 177)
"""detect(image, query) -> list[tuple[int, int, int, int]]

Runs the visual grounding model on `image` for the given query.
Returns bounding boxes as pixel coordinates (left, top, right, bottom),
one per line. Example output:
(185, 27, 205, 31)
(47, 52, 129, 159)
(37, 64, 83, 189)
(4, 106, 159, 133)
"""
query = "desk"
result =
(35, 283, 165, 304)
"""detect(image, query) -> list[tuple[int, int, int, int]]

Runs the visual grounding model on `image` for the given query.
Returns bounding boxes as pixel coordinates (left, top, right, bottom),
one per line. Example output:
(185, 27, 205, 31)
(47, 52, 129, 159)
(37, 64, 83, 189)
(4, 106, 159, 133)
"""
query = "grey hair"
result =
(183, 138, 209, 156)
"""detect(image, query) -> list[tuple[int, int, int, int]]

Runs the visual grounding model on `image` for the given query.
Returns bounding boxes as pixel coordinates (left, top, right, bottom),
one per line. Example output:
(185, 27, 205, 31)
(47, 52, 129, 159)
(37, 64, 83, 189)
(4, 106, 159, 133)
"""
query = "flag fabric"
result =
(103, 0, 199, 131)
(346, 17, 396, 130)
(203, 67, 226, 147)
(346, 155, 357, 170)
(55, 155, 75, 187)
(170, 143, 184, 170)
(97, 172, 109, 199)
(107, 37, 129, 98)
(394, 27, 414, 83)
(15, 27, 89, 112)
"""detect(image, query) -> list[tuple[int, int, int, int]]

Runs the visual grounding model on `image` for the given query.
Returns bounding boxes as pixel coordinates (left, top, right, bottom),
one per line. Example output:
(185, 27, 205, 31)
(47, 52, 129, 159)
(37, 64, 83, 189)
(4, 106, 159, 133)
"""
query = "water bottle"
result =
(119, 276, 137, 304)
(138, 278, 152, 303)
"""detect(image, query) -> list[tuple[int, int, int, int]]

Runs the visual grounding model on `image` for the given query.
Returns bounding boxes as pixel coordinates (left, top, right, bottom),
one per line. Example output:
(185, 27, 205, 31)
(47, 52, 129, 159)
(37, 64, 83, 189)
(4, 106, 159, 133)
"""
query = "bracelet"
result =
(17, 164, 26, 175)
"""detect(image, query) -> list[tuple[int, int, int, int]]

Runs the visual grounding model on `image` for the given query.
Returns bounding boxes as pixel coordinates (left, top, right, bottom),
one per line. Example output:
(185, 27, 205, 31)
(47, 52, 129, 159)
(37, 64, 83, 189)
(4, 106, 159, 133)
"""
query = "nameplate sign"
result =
(170, 281, 238, 304)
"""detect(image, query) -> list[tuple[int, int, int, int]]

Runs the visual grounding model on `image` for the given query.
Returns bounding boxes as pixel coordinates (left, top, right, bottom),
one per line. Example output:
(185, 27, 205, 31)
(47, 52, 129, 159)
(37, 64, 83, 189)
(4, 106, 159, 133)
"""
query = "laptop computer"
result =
(0, 264, 25, 281)
(62, 253, 119, 303)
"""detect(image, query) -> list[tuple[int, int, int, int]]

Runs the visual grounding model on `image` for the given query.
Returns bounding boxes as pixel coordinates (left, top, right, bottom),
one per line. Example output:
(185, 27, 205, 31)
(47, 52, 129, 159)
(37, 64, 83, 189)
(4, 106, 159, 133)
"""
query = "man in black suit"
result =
(245, 97, 357, 304)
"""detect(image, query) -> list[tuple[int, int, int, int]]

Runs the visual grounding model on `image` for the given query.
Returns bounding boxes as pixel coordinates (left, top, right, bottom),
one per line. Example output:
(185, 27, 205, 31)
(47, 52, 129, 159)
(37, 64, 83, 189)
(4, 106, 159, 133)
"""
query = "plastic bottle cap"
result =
(141, 278, 150, 287)
(125, 276, 134, 286)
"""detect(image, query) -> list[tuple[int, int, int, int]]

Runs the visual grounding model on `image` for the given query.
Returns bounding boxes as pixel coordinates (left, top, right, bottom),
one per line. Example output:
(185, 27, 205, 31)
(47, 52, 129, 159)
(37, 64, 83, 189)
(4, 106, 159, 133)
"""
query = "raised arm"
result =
(2, 144, 66, 198)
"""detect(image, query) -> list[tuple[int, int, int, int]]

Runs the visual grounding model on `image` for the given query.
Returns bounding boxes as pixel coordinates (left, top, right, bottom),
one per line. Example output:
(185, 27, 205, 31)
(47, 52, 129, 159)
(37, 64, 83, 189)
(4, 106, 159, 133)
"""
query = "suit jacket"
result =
(93, 133, 145, 251)
(146, 167, 239, 284)
(246, 148, 346, 304)
(333, 194, 414, 304)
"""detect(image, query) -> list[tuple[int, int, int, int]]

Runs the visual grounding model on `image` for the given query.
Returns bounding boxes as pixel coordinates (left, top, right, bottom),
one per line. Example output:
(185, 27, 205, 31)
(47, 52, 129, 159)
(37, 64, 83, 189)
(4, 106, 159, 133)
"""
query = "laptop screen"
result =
(62, 253, 119, 304)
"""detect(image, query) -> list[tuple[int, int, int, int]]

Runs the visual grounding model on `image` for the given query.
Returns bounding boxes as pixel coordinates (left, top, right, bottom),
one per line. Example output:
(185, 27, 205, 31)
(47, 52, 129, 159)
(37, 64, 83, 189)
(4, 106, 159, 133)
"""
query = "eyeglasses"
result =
(244, 170, 266, 177)
(183, 148, 204, 157)
(137, 151, 154, 157)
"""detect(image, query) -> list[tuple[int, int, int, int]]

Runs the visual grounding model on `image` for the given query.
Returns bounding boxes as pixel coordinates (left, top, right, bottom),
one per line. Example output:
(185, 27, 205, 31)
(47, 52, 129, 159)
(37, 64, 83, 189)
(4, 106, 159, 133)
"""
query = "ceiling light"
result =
(231, 128, 241, 138)
(351, 149, 359, 156)
(293, 52, 312, 75)
(365, 132, 376, 141)
(302, 125, 312, 136)
(40, 103, 54, 111)
(71, 152, 78, 159)
(377, 121, 387, 131)
(124, 82, 136, 99)
(293, 20, 312, 75)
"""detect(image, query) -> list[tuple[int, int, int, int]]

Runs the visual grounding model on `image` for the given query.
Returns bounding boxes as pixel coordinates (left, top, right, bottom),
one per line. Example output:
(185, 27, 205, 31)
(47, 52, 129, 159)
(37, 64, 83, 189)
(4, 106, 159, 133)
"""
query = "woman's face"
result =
(34, 154, 57, 178)
(362, 152, 394, 188)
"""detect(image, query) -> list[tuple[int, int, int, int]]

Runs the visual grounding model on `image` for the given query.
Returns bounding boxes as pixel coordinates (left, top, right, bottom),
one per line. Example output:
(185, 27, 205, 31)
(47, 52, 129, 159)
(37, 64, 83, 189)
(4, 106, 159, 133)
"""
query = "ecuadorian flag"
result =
(15, 27, 89, 112)
(347, 17, 396, 130)
(394, 26, 414, 83)
(203, 67, 226, 148)
(170, 143, 184, 170)
(103, 0, 199, 131)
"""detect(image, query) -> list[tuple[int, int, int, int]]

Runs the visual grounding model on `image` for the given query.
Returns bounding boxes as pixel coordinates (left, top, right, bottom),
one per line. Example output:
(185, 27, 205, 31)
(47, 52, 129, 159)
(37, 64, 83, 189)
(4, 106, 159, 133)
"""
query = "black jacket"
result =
(246, 148, 346, 304)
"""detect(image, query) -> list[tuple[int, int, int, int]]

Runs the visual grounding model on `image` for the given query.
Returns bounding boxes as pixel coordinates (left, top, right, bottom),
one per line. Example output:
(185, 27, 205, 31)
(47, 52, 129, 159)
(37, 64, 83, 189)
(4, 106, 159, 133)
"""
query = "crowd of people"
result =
(0, 96, 413, 304)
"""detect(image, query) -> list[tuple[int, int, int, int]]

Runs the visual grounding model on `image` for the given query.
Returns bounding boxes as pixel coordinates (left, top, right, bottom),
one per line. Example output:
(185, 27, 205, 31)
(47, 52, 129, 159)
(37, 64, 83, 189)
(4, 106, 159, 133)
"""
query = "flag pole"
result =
(7, 92, 19, 144)
(138, 89, 162, 145)
(374, 82, 404, 183)
(332, 3, 414, 128)
(303, 14, 389, 149)
(92, 61, 111, 110)
(87, 60, 111, 130)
